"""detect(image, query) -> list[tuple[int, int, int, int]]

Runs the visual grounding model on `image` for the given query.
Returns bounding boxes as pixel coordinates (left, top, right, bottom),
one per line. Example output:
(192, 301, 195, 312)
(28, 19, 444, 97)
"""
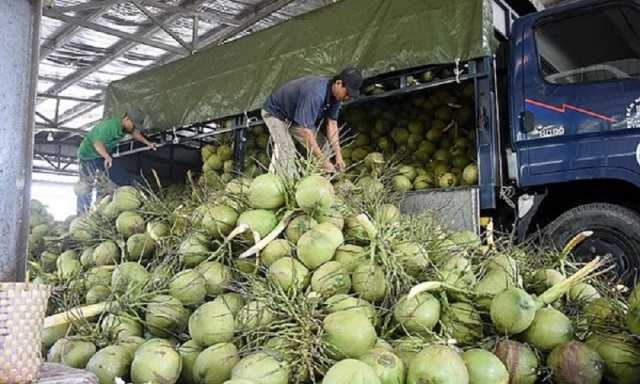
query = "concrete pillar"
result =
(0, 0, 41, 282)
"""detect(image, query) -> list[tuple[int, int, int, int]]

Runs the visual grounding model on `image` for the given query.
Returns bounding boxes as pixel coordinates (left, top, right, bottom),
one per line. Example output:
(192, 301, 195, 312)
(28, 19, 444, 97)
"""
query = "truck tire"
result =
(542, 203, 640, 284)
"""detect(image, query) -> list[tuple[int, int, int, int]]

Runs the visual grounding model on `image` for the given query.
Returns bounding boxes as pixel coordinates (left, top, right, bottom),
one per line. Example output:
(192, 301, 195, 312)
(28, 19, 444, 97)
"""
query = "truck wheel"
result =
(542, 203, 640, 284)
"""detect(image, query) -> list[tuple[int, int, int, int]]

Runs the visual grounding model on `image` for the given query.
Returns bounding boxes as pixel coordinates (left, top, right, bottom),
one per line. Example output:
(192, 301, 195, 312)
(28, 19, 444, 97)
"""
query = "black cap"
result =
(339, 67, 364, 99)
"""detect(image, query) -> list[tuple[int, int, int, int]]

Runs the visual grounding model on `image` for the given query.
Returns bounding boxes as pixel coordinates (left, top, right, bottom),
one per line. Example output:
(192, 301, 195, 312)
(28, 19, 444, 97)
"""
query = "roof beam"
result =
(136, 0, 239, 27)
(37, 94, 102, 103)
(41, 0, 210, 97)
(133, 1, 191, 52)
(40, 7, 108, 60)
(57, 103, 103, 126)
(51, 0, 128, 13)
(43, 9, 189, 55)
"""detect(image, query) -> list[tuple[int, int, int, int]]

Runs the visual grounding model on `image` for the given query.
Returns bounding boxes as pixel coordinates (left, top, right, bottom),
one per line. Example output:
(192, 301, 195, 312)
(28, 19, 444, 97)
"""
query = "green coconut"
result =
(490, 288, 536, 335)
(101, 201, 122, 220)
(626, 301, 640, 336)
(80, 246, 96, 268)
(112, 186, 141, 211)
(202, 204, 239, 239)
(131, 342, 182, 384)
(314, 206, 345, 230)
(85, 284, 111, 304)
(197, 261, 233, 296)
(522, 307, 574, 352)
(230, 352, 290, 384)
(235, 301, 276, 332)
(69, 217, 94, 240)
(111, 262, 150, 294)
(284, 215, 317, 244)
(93, 240, 120, 266)
(100, 314, 144, 340)
(323, 311, 377, 359)
(373, 204, 401, 226)
(494, 340, 539, 384)
(393, 242, 429, 277)
(146, 221, 170, 241)
(584, 297, 618, 327)
(126, 233, 155, 261)
(40, 250, 58, 272)
(440, 302, 483, 344)
(352, 263, 387, 302)
(461, 349, 509, 384)
(115, 211, 145, 238)
(136, 338, 175, 356)
(178, 233, 211, 266)
(237, 209, 278, 243)
(178, 340, 203, 384)
(334, 244, 367, 273)
(485, 253, 519, 277)
(57, 259, 82, 280)
(261, 239, 292, 267)
(394, 292, 441, 335)
(359, 348, 405, 384)
(586, 333, 640, 383)
(310, 261, 351, 296)
(568, 283, 601, 302)
(193, 342, 240, 384)
(324, 294, 378, 326)
(214, 293, 245, 317)
(189, 301, 235, 347)
(85, 345, 133, 384)
(145, 295, 187, 338)
(474, 268, 517, 310)
(295, 175, 335, 215)
(73, 180, 91, 196)
(296, 227, 340, 270)
(268, 256, 310, 291)
(407, 345, 469, 384)
(47, 338, 96, 369)
(169, 269, 207, 306)
(42, 323, 70, 351)
(248, 174, 286, 209)
(117, 336, 146, 357)
(630, 283, 640, 307)
(547, 341, 604, 384)
(323, 359, 381, 384)
(527, 268, 565, 295)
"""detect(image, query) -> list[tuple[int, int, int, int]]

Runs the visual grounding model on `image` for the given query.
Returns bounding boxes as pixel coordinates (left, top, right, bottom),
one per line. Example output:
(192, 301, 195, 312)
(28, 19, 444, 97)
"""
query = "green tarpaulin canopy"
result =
(104, 0, 494, 133)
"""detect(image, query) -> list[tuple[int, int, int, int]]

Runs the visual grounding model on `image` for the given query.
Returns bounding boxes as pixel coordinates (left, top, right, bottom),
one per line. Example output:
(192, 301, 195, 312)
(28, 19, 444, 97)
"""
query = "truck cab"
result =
(507, 0, 640, 280)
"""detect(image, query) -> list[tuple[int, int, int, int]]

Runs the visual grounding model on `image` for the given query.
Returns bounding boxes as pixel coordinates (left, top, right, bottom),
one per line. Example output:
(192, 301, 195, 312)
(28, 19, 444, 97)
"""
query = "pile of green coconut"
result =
(29, 157, 640, 384)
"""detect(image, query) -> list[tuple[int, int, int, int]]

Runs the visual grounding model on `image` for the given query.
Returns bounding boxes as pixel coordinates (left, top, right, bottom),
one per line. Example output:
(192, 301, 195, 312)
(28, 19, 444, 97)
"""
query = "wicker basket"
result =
(0, 283, 51, 384)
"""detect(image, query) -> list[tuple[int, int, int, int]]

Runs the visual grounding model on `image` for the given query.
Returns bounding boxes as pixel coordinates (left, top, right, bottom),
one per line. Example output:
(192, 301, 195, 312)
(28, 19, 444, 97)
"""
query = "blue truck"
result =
(106, 0, 640, 280)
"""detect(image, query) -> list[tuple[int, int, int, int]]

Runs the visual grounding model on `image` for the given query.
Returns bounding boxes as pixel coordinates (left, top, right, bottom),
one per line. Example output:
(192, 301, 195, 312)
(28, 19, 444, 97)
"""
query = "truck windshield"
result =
(536, 4, 640, 84)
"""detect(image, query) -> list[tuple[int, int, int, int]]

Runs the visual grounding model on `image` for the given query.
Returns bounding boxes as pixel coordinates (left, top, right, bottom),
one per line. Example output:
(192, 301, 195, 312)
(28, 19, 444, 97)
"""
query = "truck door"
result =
(516, 1, 640, 187)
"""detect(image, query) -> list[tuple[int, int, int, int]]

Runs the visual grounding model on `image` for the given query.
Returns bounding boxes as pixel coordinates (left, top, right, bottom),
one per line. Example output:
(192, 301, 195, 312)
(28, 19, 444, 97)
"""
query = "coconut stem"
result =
(535, 256, 609, 308)
(555, 230, 593, 275)
(43, 302, 108, 329)
(239, 211, 296, 259)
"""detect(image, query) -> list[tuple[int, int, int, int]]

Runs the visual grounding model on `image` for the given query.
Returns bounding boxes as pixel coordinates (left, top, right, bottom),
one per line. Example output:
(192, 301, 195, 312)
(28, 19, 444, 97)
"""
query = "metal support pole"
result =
(0, 0, 41, 282)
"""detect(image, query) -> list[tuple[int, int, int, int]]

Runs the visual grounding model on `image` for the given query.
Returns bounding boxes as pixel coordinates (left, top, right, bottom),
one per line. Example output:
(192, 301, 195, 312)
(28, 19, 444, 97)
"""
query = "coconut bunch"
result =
(337, 79, 479, 192)
(31, 161, 640, 384)
(27, 199, 70, 254)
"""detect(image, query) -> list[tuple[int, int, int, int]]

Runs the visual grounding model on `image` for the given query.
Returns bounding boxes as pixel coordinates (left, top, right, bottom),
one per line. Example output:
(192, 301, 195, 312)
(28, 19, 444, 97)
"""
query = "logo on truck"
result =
(626, 97, 640, 129)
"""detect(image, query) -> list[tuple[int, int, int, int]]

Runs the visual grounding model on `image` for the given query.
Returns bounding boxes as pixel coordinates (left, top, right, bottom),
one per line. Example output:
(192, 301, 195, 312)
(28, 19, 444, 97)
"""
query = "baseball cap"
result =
(339, 67, 364, 99)
(126, 108, 146, 128)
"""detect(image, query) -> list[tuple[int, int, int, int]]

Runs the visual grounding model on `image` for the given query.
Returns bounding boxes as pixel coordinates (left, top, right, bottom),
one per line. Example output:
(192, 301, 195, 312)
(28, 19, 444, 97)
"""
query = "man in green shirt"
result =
(76, 108, 156, 214)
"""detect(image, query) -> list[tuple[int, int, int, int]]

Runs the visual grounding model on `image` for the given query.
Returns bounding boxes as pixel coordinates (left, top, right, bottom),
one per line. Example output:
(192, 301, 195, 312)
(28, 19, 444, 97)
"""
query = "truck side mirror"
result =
(520, 111, 534, 133)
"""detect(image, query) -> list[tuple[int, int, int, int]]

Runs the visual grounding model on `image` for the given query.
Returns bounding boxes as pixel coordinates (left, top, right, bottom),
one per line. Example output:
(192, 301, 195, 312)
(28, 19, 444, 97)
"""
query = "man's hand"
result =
(104, 156, 113, 169)
(322, 161, 336, 173)
(335, 154, 346, 172)
(147, 141, 157, 151)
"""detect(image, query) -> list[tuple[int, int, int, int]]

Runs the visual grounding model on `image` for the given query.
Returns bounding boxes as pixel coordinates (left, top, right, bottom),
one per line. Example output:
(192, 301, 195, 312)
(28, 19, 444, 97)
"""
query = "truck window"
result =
(536, 4, 640, 85)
